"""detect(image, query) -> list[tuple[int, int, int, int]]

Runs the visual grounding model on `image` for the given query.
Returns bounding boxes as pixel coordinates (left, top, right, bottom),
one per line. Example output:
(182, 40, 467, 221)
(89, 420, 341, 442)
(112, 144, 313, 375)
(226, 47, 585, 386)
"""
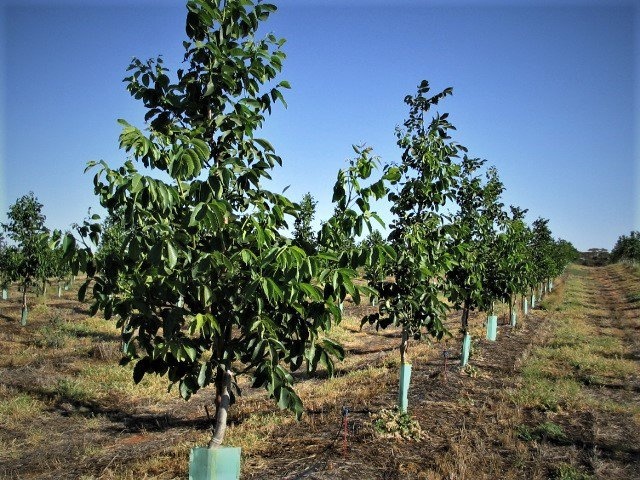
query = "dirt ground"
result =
(0, 264, 638, 479)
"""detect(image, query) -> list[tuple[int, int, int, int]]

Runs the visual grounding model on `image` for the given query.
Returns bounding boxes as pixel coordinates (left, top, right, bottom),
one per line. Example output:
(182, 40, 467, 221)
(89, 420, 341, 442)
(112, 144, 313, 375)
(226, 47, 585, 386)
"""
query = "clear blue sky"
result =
(1, 0, 637, 251)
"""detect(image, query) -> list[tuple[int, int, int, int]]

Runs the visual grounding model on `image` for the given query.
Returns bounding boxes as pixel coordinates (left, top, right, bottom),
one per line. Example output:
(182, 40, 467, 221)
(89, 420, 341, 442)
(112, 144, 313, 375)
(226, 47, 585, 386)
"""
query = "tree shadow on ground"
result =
(1, 377, 212, 435)
(0, 311, 16, 322)
(66, 329, 121, 343)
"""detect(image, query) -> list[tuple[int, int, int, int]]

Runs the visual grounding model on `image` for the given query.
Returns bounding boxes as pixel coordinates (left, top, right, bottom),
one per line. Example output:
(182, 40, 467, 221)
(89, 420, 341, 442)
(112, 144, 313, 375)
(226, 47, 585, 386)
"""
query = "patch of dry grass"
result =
(0, 388, 46, 423)
(514, 263, 640, 418)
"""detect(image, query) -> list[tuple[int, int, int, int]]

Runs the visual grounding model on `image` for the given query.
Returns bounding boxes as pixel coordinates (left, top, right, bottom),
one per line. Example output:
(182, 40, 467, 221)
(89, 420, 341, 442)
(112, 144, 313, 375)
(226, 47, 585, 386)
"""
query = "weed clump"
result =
(55, 378, 88, 403)
(516, 421, 566, 443)
(88, 342, 121, 361)
(461, 364, 479, 377)
(371, 407, 424, 440)
(35, 315, 67, 349)
(553, 462, 593, 480)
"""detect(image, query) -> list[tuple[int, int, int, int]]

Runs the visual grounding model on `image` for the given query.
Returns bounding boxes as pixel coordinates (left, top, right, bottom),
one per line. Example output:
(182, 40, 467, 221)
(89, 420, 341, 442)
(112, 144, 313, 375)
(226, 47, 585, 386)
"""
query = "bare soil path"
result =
(571, 266, 640, 479)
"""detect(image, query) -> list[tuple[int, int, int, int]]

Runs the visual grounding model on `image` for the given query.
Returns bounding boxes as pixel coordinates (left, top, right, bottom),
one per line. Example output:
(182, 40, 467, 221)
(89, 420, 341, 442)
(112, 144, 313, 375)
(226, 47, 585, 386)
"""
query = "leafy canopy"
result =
(292, 193, 318, 255)
(364, 81, 464, 349)
(62, 0, 386, 419)
(1, 192, 51, 286)
(610, 231, 640, 263)
(0, 234, 21, 289)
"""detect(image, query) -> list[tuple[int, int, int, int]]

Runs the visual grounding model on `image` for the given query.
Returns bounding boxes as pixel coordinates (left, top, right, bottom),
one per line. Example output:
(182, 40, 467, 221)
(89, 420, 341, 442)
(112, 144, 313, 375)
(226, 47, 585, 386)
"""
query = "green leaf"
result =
(182, 345, 197, 362)
(321, 338, 345, 360)
(261, 277, 281, 302)
(130, 173, 143, 193)
(332, 182, 345, 204)
(189, 203, 207, 227)
(149, 241, 163, 266)
(203, 80, 215, 97)
(190, 313, 220, 336)
(198, 285, 212, 306)
(179, 380, 192, 400)
(192, 138, 210, 160)
(133, 357, 150, 384)
(298, 282, 322, 301)
(240, 249, 256, 265)
(78, 281, 88, 302)
(197, 363, 208, 387)
(254, 138, 274, 152)
(62, 234, 76, 257)
(384, 166, 401, 183)
(166, 241, 178, 269)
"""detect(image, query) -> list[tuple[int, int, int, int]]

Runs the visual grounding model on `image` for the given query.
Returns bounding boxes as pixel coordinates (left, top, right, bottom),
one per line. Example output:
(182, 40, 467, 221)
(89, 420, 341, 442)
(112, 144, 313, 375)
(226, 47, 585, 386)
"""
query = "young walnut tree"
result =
(497, 206, 534, 319)
(447, 156, 491, 334)
(62, 0, 386, 447)
(364, 82, 464, 365)
(2, 192, 51, 323)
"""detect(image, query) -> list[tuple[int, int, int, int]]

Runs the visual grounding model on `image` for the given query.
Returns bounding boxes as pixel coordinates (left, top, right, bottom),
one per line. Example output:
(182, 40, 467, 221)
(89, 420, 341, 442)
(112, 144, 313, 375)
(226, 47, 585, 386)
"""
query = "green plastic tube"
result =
(510, 312, 517, 327)
(398, 363, 412, 413)
(189, 446, 241, 480)
(21, 306, 28, 326)
(486, 315, 497, 341)
(461, 333, 471, 366)
(2, 288, 7, 300)
(523, 297, 528, 315)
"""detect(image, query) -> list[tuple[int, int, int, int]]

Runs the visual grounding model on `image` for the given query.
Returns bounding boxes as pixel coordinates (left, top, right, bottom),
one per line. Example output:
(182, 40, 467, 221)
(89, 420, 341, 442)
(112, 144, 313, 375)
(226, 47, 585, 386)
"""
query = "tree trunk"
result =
(208, 367, 233, 449)
(461, 300, 470, 334)
(400, 327, 409, 365)
(509, 296, 513, 319)
(21, 283, 28, 324)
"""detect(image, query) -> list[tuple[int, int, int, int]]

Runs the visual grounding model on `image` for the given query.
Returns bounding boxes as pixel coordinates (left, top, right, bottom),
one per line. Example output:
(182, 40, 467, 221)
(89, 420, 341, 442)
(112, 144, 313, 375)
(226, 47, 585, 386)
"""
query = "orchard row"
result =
(0, 2, 630, 470)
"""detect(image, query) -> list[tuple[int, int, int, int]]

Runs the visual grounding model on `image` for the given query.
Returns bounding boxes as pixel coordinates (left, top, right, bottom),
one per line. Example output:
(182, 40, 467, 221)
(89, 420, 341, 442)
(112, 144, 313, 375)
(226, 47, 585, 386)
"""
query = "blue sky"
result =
(1, 0, 637, 251)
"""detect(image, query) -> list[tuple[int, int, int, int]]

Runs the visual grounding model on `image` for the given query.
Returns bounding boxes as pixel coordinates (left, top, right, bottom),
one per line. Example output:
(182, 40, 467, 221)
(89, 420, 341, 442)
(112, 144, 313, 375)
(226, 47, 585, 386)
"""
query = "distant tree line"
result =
(573, 231, 639, 267)
(610, 231, 640, 264)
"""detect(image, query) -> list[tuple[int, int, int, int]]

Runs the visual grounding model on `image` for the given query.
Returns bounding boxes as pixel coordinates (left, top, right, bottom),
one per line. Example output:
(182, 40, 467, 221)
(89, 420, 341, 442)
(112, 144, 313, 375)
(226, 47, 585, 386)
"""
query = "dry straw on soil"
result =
(0, 264, 638, 479)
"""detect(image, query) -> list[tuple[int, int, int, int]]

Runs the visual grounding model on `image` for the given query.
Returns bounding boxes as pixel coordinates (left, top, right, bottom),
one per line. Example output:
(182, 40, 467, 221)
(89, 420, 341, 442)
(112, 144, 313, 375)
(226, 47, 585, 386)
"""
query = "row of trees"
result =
(42, 0, 578, 456)
(310, 84, 576, 405)
(0, 193, 70, 323)
(294, 187, 576, 346)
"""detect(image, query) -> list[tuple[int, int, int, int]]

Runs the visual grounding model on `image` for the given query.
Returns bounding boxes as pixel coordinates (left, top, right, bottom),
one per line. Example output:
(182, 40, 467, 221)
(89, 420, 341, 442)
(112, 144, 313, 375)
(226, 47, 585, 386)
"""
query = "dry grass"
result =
(1, 264, 638, 479)
(515, 264, 640, 416)
(510, 263, 640, 480)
